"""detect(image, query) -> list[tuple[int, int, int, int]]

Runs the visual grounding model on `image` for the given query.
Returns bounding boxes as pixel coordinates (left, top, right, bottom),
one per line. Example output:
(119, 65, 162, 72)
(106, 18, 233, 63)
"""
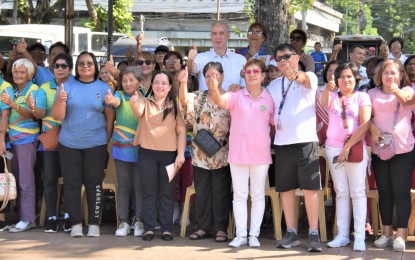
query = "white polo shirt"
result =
(194, 49, 247, 91)
(267, 72, 319, 145)
(388, 52, 408, 64)
(358, 66, 370, 88)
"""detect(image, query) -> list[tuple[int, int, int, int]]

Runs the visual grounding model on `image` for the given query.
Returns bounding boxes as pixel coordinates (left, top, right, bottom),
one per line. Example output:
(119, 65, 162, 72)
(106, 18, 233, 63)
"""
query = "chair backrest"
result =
(319, 146, 329, 189)
(105, 140, 117, 180)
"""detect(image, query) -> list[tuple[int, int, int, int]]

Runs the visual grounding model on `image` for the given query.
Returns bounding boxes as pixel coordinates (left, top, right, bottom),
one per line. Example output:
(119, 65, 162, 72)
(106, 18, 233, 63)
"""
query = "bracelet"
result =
(16, 104, 20, 111)
(0, 130, 6, 134)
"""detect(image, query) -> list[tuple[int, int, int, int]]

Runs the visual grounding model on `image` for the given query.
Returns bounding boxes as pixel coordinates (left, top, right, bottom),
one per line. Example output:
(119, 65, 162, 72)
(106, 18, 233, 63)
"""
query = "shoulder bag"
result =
(38, 126, 61, 151)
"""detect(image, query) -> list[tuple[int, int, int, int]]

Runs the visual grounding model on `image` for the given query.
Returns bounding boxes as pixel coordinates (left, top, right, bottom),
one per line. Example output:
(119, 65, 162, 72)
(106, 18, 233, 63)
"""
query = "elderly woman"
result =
(322, 62, 371, 251)
(2, 59, 39, 232)
(388, 37, 407, 64)
(104, 66, 145, 237)
(210, 59, 274, 248)
(27, 53, 73, 233)
(236, 22, 271, 66)
(51, 51, 115, 237)
(178, 62, 232, 242)
(369, 59, 415, 252)
(130, 71, 186, 242)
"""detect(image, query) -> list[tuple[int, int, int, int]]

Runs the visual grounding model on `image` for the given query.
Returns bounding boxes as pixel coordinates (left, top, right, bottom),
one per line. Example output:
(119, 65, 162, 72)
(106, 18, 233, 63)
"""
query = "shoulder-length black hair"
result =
(150, 70, 178, 121)
(75, 51, 100, 81)
(334, 62, 361, 88)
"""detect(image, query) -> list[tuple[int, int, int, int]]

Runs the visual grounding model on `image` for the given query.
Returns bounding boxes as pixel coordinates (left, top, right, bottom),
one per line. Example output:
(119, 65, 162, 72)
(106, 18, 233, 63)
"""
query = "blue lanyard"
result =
(277, 77, 294, 116)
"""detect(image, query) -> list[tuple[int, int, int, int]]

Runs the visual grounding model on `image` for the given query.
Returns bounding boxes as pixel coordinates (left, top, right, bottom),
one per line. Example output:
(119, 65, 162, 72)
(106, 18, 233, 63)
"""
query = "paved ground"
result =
(1, 222, 415, 260)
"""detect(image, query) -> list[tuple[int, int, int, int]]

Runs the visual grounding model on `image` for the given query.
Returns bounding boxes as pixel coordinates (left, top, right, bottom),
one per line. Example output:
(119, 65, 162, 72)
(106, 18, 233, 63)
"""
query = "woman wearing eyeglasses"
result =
(236, 22, 271, 66)
(321, 62, 371, 251)
(2, 59, 39, 232)
(289, 29, 315, 73)
(369, 59, 415, 252)
(210, 58, 274, 248)
(51, 51, 115, 237)
(27, 53, 73, 233)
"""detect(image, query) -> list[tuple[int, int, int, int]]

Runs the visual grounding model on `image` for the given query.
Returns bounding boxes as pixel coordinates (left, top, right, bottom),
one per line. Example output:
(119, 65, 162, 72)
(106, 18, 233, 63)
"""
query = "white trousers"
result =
(325, 145, 368, 239)
(230, 163, 269, 237)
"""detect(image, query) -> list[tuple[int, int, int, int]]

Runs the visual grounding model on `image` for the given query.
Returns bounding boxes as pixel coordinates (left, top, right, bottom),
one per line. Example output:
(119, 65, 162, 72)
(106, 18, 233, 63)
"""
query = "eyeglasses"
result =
(31, 50, 45, 55)
(53, 63, 69, 69)
(165, 59, 178, 64)
(155, 52, 167, 55)
(275, 54, 294, 62)
(244, 69, 262, 75)
(391, 44, 401, 48)
(137, 60, 153, 66)
(290, 36, 304, 42)
(248, 30, 264, 36)
(77, 61, 94, 68)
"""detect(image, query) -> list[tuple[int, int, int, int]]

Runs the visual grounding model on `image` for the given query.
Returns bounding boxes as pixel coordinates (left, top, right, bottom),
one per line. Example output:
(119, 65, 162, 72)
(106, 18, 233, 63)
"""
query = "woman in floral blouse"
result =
(178, 62, 232, 242)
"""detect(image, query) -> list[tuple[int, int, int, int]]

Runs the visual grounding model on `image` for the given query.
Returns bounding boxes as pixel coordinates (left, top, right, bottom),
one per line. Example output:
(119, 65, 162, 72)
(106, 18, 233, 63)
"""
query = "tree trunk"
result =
(85, 0, 101, 31)
(255, 0, 290, 55)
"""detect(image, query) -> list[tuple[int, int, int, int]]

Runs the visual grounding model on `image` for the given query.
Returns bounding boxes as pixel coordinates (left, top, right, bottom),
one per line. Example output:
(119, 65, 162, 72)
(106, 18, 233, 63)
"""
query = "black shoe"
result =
(45, 219, 58, 233)
(162, 232, 174, 241)
(63, 218, 72, 233)
(0, 220, 10, 232)
(143, 231, 154, 241)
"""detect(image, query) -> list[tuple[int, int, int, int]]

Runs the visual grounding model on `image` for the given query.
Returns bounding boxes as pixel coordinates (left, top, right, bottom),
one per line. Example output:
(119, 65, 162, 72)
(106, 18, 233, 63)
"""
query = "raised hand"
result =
(207, 73, 219, 93)
(105, 89, 117, 106)
(57, 84, 68, 103)
(333, 40, 343, 52)
(26, 92, 35, 111)
(136, 32, 144, 44)
(105, 55, 116, 74)
(1, 90, 12, 106)
(326, 75, 336, 91)
(177, 66, 188, 83)
(130, 90, 140, 103)
(188, 43, 198, 61)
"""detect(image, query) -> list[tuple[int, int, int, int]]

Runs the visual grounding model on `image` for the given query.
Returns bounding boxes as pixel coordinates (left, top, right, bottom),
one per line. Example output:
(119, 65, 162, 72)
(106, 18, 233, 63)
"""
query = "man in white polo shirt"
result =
(187, 20, 246, 91)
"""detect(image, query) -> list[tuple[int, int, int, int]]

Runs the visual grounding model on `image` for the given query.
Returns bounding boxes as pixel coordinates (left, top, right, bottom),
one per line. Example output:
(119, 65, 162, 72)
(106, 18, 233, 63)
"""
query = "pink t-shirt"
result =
(225, 88, 275, 164)
(326, 91, 371, 147)
(369, 87, 415, 154)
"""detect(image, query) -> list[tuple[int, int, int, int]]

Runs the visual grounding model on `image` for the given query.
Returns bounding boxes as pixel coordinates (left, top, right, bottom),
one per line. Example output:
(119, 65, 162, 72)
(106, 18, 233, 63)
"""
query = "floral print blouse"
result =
(181, 90, 231, 170)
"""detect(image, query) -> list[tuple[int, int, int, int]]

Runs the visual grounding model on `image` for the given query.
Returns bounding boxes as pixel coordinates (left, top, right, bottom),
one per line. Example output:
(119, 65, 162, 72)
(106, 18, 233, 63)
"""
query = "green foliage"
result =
(82, 0, 134, 35)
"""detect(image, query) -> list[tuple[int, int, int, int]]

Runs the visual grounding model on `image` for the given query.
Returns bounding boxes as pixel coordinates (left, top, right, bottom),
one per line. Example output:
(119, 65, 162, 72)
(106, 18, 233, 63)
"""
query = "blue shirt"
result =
(310, 51, 327, 73)
(58, 79, 112, 149)
(33, 66, 55, 86)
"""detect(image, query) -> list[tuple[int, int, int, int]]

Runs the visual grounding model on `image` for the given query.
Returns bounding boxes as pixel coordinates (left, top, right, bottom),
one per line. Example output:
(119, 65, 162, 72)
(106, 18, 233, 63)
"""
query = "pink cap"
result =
(369, 47, 375, 52)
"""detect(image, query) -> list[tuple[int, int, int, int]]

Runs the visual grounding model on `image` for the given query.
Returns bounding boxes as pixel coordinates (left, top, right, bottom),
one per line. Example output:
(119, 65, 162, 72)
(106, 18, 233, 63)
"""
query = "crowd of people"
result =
(0, 19, 415, 254)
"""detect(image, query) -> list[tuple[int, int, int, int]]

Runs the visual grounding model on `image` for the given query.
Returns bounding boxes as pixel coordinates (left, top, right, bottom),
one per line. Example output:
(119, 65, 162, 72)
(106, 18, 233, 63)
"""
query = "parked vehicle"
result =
(332, 34, 386, 61)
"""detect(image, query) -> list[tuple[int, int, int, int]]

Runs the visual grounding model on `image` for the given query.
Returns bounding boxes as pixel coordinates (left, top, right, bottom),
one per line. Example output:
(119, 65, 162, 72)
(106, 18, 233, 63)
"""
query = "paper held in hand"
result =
(166, 163, 179, 182)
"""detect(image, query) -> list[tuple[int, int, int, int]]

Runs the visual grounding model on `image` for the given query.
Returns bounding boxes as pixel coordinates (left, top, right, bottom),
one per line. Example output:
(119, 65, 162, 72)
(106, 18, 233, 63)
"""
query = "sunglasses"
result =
(54, 63, 69, 69)
(248, 30, 264, 36)
(77, 61, 94, 68)
(137, 60, 153, 66)
(244, 69, 262, 75)
(275, 54, 294, 62)
(290, 36, 304, 42)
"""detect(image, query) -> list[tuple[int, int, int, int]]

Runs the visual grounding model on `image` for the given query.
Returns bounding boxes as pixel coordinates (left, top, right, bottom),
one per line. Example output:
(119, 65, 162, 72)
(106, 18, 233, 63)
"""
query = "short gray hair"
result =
(211, 20, 230, 32)
(12, 59, 35, 78)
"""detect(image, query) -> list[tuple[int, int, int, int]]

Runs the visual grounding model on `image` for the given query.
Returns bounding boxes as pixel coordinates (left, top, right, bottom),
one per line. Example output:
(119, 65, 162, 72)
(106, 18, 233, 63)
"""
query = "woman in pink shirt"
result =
(321, 62, 371, 251)
(369, 59, 415, 252)
(210, 58, 274, 248)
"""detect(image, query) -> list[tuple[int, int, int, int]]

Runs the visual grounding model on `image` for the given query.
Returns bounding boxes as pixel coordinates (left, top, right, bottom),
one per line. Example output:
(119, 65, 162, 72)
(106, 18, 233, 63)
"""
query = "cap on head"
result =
(290, 28, 307, 44)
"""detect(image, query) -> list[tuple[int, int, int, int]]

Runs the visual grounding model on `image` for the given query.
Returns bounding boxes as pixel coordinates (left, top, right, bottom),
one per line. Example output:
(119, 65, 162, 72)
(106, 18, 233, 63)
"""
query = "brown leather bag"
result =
(38, 126, 61, 151)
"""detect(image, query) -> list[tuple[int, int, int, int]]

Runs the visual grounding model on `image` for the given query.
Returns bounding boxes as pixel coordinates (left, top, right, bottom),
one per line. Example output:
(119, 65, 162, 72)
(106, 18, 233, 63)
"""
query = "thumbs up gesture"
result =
(326, 74, 336, 91)
(130, 90, 141, 104)
(207, 73, 219, 92)
(58, 84, 68, 102)
(333, 40, 342, 53)
(16, 38, 27, 54)
(105, 55, 116, 74)
(188, 43, 198, 61)
(177, 66, 188, 84)
(105, 89, 117, 106)
(1, 90, 12, 106)
(26, 92, 35, 111)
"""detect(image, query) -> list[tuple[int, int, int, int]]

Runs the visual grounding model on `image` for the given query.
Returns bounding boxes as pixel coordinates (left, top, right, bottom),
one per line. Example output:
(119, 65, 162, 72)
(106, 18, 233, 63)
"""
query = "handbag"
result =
(192, 91, 222, 158)
(374, 101, 400, 160)
(0, 155, 17, 211)
(38, 126, 61, 151)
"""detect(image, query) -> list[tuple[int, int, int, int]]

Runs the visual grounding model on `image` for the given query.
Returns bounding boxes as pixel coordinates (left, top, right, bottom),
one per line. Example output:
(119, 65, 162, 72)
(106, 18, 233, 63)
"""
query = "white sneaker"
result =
(70, 224, 83, 237)
(374, 235, 394, 248)
(249, 236, 260, 248)
(134, 221, 145, 237)
(353, 238, 366, 251)
(393, 237, 405, 252)
(87, 225, 100, 237)
(327, 235, 350, 248)
(228, 236, 248, 248)
(115, 222, 130, 237)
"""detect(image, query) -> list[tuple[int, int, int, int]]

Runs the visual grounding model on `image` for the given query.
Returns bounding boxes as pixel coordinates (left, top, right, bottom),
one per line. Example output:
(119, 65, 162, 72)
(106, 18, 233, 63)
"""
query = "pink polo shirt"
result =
(225, 88, 275, 164)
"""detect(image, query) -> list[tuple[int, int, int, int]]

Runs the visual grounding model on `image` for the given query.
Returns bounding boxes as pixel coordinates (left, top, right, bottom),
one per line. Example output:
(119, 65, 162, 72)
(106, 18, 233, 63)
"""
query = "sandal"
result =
(143, 231, 154, 241)
(189, 230, 211, 240)
(215, 231, 228, 242)
(162, 232, 174, 241)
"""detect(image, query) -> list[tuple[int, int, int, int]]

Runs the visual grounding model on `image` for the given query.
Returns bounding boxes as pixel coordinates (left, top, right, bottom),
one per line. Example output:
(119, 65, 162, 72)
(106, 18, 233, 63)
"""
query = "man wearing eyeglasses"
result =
(267, 43, 322, 253)
(187, 20, 246, 91)
(28, 43, 47, 68)
(235, 22, 271, 66)
(289, 29, 315, 73)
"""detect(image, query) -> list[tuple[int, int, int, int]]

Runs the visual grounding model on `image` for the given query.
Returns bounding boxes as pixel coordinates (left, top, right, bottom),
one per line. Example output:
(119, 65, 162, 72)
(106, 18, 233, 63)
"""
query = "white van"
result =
(0, 24, 127, 60)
